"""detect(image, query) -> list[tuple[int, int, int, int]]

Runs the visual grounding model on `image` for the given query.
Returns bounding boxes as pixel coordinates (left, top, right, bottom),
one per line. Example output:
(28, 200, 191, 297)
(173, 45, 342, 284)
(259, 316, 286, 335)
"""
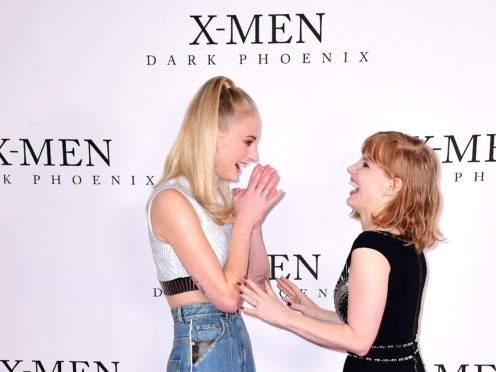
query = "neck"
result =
(359, 214, 373, 231)
(360, 219, 400, 235)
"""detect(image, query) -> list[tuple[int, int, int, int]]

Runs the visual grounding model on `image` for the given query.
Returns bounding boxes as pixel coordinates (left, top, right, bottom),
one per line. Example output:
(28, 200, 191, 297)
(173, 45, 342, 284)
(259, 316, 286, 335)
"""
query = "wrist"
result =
(281, 308, 300, 329)
(251, 224, 262, 234)
(233, 216, 255, 230)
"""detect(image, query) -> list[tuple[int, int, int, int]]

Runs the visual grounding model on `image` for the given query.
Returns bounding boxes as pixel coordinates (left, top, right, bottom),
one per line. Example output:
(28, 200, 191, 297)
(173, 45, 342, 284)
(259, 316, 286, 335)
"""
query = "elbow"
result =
(349, 340, 373, 357)
(209, 289, 240, 313)
(215, 298, 239, 313)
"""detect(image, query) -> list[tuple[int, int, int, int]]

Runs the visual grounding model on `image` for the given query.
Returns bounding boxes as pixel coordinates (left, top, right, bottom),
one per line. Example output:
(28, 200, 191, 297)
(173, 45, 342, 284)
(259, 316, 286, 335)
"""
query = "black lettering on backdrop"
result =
(190, 13, 325, 45)
(359, 51, 369, 62)
(474, 172, 485, 182)
(227, 14, 262, 44)
(86, 140, 111, 166)
(269, 14, 292, 44)
(297, 13, 324, 43)
(434, 365, 496, 372)
(269, 254, 288, 279)
(0, 139, 12, 165)
(61, 139, 82, 166)
(0, 139, 111, 167)
(0, 360, 120, 372)
(207, 55, 216, 65)
(146, 55, 156, 65)
(190, 15, 218, 45)
(444, 135, 480, 163)
(294, 254, 319, 280)
(21, 139, 54, 166)
(268, 254, 320, 280)
(487, 133, 496, 162)
(0, 360, 21, 372)
(423, 134, 496, 163)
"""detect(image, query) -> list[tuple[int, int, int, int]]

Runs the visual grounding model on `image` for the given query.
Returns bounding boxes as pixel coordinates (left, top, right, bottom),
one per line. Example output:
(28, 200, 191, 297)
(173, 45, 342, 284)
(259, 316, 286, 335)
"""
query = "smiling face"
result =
(347, 156, 398, 227)
(214, 110, 261, 182)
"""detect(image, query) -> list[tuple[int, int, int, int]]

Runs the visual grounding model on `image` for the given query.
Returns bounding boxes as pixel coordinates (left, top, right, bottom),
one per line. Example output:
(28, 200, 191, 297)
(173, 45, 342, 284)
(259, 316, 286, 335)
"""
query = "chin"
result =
(219, 174, 239, 183)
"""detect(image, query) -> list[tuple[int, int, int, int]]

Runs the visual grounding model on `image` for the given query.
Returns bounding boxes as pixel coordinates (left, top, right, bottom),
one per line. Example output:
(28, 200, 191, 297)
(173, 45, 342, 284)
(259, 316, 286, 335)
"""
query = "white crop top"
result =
(147, 176, 231, 282)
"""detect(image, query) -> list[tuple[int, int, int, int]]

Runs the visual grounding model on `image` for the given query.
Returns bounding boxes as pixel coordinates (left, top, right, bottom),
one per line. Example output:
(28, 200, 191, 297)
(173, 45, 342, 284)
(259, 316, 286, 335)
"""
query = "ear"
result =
(386, 177, 403, 196)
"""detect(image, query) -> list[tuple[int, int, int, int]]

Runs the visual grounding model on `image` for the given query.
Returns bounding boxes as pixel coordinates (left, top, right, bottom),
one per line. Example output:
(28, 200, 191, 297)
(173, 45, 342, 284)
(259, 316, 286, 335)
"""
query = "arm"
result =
(240, 247, 390, 356)
(150, 165, 283, 313)
(276, 277, 341, 323)
(237, 169, 283, 288)
(247, 226, 270, 287)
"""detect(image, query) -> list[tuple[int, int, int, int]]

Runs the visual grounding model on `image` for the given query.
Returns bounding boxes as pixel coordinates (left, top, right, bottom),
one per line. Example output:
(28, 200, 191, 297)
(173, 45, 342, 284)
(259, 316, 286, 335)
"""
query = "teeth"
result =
(350, 181, 359, 189)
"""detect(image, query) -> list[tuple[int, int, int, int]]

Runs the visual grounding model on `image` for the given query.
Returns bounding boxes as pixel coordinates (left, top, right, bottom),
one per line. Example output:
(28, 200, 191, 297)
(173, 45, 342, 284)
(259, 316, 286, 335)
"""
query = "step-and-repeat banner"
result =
(1, 1, 495, 371)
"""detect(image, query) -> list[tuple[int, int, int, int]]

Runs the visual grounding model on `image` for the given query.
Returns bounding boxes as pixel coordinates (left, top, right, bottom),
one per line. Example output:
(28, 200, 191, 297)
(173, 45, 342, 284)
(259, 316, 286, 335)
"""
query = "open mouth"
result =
(349, 180, 359, 194)
(235, 162, 245, 173)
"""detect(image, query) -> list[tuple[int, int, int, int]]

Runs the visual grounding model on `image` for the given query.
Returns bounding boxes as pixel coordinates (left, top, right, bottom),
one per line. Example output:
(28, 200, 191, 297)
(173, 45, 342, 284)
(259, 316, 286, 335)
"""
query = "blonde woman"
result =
(147, 76, 283, 372)
(239, 131, 441, 372)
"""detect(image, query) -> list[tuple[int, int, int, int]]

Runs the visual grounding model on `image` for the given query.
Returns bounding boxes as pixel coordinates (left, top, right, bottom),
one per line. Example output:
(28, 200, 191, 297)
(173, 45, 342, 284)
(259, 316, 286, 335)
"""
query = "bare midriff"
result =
(166, 290, 211, 309)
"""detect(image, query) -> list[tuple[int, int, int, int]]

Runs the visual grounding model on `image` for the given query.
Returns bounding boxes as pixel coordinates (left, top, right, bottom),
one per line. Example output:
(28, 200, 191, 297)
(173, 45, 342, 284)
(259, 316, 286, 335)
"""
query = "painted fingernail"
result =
(240, 306, 245, 310)
(243, 275, 248, 280)
(236, 282, 241, 286)
(287, 302, 291, 307)
(239, 290, 243, 294)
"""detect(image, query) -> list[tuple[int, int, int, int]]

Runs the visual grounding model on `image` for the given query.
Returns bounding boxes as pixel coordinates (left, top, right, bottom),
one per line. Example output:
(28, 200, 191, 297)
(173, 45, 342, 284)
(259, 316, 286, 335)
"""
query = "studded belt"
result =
(348, 341, 419, 362)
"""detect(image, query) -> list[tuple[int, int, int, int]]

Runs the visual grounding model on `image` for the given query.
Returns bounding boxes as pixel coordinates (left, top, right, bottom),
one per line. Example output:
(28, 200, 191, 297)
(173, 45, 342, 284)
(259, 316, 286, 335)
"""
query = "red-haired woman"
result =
(239, 131, 442, 372)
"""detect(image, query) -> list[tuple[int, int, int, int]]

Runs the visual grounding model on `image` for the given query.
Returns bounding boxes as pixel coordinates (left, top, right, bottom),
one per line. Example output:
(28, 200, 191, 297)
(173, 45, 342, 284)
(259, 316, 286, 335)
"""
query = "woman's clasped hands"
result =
(231, 164, 284, 228)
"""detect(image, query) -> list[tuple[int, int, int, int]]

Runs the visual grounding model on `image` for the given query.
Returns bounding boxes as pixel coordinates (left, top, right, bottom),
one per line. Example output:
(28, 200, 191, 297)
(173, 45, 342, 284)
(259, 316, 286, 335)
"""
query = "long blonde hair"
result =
(156, 76, 257, 224)
(353, 131, 442, 251)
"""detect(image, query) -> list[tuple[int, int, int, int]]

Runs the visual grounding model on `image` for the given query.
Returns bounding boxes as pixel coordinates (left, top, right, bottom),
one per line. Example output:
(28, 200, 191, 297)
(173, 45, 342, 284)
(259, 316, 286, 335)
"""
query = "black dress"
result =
(334, 231, 426, 372)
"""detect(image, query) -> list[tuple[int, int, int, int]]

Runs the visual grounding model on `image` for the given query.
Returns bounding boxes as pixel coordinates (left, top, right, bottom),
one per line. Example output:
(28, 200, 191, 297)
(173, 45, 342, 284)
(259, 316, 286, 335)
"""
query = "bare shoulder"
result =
(351, 248, 390, 273)
(151, 188, 193, 213)
(150, 188, 201, 243)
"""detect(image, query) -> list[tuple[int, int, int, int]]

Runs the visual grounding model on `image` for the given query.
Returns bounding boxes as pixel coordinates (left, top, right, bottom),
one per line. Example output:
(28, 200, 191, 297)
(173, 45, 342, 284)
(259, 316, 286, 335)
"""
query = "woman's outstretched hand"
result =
(276, 277, 322, 318)
(238, 278, 292, 327)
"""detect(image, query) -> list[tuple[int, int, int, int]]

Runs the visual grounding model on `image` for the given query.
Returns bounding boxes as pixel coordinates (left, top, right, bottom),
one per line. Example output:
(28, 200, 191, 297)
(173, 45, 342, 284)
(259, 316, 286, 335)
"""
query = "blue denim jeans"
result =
(167, 303, 255, 372)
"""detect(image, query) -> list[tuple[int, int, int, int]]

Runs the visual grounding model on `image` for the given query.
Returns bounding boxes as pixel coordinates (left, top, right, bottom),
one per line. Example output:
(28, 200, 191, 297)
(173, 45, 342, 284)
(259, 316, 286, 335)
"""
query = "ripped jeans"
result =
(167, 303, 255, 372)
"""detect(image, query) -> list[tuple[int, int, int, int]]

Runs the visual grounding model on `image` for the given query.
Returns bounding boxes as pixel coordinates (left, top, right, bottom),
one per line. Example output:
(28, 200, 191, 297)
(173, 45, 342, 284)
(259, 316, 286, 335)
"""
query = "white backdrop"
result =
(1, 1, 495, 371)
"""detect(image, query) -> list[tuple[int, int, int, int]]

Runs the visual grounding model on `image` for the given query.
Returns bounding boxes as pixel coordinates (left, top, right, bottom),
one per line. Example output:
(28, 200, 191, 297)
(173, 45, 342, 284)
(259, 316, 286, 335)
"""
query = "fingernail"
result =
(236, 282, 241, 286)
(239, 290, 243, 294)
(240, 306, 245, 310)
(287, 302, 291, 307)
(243, 275, 248, 280)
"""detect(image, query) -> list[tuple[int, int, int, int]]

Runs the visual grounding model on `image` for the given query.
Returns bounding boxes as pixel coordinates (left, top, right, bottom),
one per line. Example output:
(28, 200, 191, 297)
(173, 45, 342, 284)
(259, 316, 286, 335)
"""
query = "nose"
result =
(248, 145, 259, 163)
(347, 162, 357, 174)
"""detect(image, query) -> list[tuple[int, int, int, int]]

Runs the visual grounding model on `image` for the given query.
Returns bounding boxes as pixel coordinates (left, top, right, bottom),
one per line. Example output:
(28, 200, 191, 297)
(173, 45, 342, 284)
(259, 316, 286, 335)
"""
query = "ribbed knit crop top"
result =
(147, 176, 232, 282)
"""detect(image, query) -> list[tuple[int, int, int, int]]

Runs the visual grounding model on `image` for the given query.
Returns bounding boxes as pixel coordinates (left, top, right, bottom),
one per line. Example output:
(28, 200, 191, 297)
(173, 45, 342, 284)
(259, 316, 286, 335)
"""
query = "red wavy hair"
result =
(352, 131, 442, 251)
